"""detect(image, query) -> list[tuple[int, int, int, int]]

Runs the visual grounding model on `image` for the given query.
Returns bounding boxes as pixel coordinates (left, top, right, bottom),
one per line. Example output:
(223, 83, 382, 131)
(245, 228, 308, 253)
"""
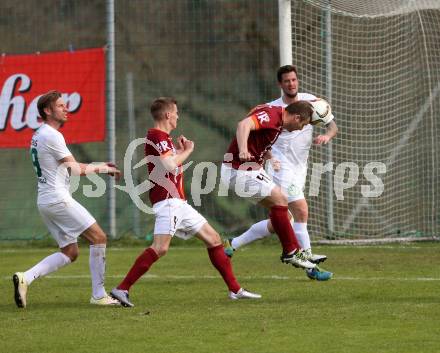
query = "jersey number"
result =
(31, 148, 42, 177)
(256, 173, 271, 184)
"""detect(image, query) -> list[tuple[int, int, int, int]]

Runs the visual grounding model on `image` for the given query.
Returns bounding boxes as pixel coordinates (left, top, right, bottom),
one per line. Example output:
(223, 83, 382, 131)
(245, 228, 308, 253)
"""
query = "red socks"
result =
(118, 247, 159, 291)
(208, 244, 241, 293)
(118, 245, 241, 294)
(269, 205, 300, 253)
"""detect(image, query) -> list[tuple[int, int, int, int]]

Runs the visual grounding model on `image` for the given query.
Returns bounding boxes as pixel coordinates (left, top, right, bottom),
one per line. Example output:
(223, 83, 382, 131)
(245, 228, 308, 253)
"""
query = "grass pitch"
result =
(1, 242, 439, 353)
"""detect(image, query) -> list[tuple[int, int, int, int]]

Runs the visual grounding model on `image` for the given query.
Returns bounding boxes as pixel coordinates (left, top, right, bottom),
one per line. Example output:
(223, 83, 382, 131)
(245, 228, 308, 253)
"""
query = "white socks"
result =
(292, 222, 311, 250)
(22, 245, 107, 299)
(230, 219, 312, 252)
(89, 244, 107, 299)
(24, 252, 71, 285)
(231, 219, 271, 249)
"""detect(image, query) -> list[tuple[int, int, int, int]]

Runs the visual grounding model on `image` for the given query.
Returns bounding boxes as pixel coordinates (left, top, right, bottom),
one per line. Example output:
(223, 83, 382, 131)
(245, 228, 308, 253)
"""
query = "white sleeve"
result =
(46, 132, 72, 161)
(299, 93, 318, 101)
(267, 97, 285, 106)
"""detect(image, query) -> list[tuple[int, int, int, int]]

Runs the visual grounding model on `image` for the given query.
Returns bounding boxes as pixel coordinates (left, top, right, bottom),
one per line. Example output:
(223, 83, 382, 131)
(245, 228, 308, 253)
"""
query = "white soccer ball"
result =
(310, 98, 334, 126)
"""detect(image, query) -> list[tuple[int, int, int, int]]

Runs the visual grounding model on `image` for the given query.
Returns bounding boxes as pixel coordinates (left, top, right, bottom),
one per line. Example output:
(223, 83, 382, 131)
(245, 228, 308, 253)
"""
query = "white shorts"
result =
(220, 164, 276, 202)
(267, 163, 306, 203)
(38, 198, 96, 248)
(153, 199, 207, 240)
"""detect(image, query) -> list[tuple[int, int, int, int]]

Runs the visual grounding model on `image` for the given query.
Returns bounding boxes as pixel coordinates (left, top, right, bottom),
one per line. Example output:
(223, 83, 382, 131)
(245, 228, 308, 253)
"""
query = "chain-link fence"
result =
(0, 0, 279, 240)
(1, 0, 439, 242)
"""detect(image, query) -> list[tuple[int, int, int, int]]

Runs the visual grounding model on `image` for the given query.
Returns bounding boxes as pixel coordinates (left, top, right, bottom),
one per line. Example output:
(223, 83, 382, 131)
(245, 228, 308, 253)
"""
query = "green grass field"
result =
(1, 242, 439, 353)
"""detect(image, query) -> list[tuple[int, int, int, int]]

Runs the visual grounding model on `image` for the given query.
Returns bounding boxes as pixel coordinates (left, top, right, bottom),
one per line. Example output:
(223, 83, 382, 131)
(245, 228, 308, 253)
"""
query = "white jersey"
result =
(30, 124, 73, 205)
(269, 93, 317, 179)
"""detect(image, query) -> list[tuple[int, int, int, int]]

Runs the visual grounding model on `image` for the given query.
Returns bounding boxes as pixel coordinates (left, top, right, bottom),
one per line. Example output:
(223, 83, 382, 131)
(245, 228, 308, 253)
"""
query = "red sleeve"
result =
(249, 106, 283, 130)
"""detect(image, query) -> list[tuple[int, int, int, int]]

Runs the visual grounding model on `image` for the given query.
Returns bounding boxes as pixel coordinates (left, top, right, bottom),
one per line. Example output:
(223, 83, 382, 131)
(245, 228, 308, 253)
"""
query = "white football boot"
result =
(229, 288, 262, 300)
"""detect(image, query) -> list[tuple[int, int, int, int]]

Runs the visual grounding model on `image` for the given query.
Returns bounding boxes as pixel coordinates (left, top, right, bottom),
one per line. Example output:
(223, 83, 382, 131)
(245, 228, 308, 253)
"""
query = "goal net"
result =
(291, 0, 440, 242)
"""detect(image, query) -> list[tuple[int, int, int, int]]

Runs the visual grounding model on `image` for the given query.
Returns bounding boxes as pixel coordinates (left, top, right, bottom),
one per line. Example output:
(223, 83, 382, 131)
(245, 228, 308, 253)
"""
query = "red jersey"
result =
(225, 104, 284, 169)
(145, 128, 185, 205)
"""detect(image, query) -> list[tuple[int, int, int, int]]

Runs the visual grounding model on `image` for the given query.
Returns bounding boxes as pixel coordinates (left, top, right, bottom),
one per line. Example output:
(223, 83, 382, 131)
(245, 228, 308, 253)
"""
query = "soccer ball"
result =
(309, 98, 334, 126)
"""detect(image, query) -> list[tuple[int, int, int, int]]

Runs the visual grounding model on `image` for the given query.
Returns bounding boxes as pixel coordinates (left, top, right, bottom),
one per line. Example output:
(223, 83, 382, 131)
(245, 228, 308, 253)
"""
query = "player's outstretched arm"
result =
(59, 155, 121, 180)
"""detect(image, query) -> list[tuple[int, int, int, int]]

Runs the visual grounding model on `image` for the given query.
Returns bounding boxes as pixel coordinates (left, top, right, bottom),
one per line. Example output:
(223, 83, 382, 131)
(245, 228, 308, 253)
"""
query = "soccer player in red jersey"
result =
(110, 97, 261, 307)
(220, 101, 318, 269)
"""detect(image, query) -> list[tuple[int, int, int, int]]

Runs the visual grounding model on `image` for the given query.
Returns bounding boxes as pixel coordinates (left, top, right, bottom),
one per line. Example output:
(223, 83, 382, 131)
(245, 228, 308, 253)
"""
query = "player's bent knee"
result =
(152, 245, 169, 258)
(63, 249, 78, 262)
(93, 232, 107, 245)
(156, 248, 168, 258)
(272, 188, 288, 206)
(294, 210, 308, 222)
(206, 235, 222, 248)
(209, 231, 221, 244)
(61, 243, 79, 261)
(82, 223, 107, 245)
(289, 200, 309, 222)
(196, 224, 222, 247)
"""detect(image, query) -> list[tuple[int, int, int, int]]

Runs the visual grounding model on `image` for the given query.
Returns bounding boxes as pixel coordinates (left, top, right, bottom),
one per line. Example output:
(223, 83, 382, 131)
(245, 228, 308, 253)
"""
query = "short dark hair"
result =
(277, 65, 298, 83)
(37, 90, 62, 120)
(285, 100, 313, 121)
(150, 97, 177, 121)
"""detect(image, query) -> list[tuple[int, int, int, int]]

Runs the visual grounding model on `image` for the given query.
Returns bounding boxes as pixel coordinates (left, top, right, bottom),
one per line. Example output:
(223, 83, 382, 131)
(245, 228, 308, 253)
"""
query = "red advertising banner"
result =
(0, 48, 106, 148)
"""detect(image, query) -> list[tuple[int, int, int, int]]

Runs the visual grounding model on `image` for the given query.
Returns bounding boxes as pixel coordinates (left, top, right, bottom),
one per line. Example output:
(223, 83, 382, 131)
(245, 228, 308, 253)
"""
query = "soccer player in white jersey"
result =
(12, 90, 121, 308)
(225, 65, 338, 281)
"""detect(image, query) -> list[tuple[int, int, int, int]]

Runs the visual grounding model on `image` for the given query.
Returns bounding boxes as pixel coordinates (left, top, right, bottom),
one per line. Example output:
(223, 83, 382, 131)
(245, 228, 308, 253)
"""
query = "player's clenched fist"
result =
(183, 139, 194, 152)
(238, 150, 254, 161)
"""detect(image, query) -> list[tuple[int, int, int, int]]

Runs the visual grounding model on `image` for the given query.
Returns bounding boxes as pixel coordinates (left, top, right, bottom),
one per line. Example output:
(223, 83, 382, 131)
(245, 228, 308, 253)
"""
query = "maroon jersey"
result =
(145, 128, 185, 205)
(225, 104, 284, 169)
